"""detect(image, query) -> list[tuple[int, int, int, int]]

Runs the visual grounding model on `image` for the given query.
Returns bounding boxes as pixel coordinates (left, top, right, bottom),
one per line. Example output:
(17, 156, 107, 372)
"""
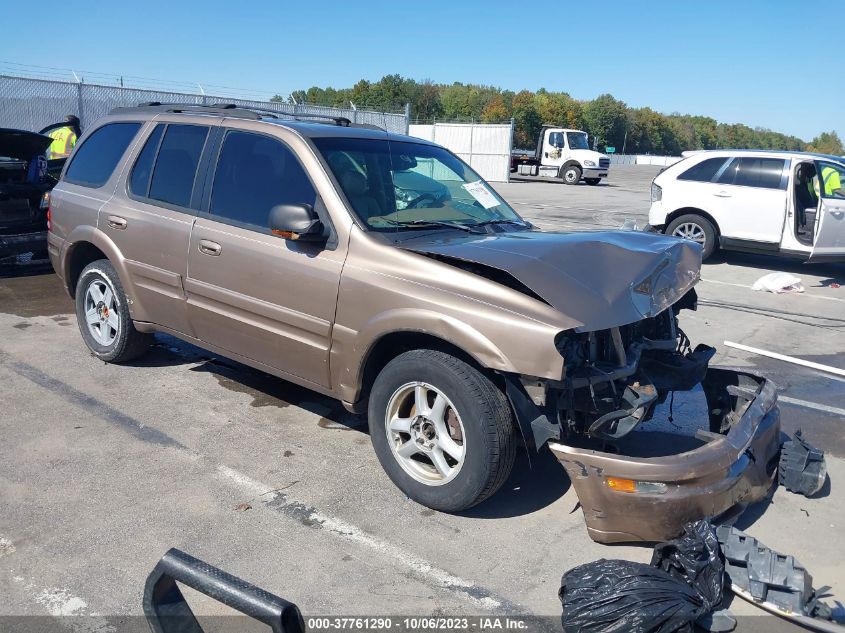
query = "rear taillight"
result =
(42, 192, 52, 231)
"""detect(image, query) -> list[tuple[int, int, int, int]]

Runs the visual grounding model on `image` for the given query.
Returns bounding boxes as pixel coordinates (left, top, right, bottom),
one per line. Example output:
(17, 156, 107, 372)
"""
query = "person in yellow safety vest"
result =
(46, 115, 80, 159)
(813, 164, 844, 198)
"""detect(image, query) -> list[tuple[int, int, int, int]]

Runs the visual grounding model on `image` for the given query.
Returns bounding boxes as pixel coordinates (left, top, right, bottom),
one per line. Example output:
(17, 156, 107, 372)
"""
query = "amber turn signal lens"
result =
(605, 477, 637, 492)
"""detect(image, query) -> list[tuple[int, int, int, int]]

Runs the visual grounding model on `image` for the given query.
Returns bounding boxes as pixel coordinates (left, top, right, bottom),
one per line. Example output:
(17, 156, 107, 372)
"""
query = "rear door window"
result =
(677, 157, 729, 182)
(209, 131, 317, 231)
(64, 122, 141, 187)
(147, 124, 209, 208)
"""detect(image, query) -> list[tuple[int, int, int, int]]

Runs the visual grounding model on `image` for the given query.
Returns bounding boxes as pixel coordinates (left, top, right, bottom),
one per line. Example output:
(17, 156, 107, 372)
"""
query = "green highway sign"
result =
(606, 146, 616, 153)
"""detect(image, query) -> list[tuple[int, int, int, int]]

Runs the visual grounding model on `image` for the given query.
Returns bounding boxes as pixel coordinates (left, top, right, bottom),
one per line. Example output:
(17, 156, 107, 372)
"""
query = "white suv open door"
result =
(808, 160, 845, 262)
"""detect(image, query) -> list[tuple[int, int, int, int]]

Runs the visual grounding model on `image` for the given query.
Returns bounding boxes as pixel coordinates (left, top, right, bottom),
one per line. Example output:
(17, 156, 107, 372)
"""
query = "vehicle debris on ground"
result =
(717, 525, 840, 632)
(779, 429, 828, 497)
(752, 272, 805, 294)
(561, 520, 842, 633)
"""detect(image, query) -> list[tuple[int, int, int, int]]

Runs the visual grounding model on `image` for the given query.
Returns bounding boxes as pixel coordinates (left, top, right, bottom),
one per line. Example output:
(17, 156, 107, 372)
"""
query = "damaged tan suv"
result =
(49, 104, 781, 543)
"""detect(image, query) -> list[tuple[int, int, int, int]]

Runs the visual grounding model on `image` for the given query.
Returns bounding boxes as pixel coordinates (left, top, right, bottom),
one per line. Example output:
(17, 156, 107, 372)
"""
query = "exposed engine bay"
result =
(500, 286, 782, 544)
(551, 288, 715, 442)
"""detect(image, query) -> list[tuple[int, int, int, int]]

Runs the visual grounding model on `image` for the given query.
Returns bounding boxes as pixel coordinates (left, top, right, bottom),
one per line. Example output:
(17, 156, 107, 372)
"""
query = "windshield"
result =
(313, 138, 525, 232)
(567, 132, 590, 150)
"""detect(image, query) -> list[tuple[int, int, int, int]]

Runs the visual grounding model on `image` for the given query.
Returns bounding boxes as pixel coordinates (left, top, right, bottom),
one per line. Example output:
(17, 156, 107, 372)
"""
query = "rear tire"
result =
(666, 213, 718, 261)
(75, 259, 152, 362)
(368, 349, 516, 512)
(585, 178, 601, 186)
(561, 165, 582, 185)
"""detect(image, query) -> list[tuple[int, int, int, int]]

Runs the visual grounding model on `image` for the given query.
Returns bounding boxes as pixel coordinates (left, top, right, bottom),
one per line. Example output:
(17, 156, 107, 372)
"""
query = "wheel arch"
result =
(664, 207, 721, 237)
(346, 329, 509, 413)
(65, 241, 109, 296)
(559, 160, 582, 177)
(61, 226, 146, 320)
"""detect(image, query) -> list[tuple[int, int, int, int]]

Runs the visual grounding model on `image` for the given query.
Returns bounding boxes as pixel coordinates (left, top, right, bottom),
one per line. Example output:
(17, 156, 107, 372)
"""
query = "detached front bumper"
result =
(549, 368, 781, 544)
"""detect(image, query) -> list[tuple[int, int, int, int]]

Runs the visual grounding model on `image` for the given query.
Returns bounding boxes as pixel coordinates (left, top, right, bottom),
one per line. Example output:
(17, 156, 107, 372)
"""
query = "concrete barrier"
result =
(609, 155, 683, 167)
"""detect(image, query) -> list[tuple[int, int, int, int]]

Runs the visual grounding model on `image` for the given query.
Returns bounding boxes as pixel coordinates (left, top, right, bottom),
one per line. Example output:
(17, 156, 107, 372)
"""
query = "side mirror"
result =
(269, 204, 324, 242)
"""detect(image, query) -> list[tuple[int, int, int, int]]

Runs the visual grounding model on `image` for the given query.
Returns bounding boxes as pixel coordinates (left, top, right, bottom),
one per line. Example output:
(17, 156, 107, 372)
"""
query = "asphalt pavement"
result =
(1, 165, 843, 631)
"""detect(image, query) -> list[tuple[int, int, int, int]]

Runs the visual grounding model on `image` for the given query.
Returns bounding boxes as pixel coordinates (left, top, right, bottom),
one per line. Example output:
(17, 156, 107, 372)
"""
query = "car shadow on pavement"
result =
(123, 334, 359, 427)
(457, 445, 571, 519)
(0, 260, 53, 279)
(189, 354, 360, 428)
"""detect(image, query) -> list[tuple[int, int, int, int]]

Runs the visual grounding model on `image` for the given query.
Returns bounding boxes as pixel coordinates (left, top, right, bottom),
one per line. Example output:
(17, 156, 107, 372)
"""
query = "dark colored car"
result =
(0, 120, 80, 265)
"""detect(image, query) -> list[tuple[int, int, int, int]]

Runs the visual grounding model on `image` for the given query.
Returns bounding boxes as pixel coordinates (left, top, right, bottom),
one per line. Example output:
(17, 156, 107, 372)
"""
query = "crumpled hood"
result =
(0, 128, 53, 161)
(405, 230, 702, 331)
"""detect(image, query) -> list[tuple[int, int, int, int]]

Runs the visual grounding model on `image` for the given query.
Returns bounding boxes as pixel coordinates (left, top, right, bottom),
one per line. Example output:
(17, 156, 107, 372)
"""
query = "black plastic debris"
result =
(779, 429, 827, 497)
(559, 559, 708, 633)
(651, 520, 725, 612)
(716, 525, 834, 620)
(144, 548, 304, 633)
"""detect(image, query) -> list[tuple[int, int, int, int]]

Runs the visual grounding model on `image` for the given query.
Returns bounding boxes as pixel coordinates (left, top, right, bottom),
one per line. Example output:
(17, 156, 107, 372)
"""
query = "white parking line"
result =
(776, 395, 845, 417)
(216, 465, 512, 612)
(724, 341, 845, 378)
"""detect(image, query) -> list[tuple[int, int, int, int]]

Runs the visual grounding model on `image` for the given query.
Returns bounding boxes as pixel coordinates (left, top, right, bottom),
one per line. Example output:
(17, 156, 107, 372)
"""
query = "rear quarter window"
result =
(676, 157, 729, 183)
(734, 157, 787, 189)
(64, 122, 141, 188)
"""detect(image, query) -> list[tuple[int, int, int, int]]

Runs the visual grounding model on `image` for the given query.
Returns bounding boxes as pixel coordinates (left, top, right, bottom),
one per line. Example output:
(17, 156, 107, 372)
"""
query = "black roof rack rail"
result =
(108, 102, 386, 131)
(109, 102, 265, 119)
(207, 104, 371, 128)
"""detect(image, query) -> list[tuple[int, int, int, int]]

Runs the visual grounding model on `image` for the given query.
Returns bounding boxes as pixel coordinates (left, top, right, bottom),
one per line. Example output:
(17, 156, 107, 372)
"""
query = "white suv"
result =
(648, 150, 845, 262)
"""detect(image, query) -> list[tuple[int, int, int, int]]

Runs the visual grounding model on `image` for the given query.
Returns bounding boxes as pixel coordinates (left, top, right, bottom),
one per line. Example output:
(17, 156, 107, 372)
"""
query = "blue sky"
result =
(2, 0, 840, 141)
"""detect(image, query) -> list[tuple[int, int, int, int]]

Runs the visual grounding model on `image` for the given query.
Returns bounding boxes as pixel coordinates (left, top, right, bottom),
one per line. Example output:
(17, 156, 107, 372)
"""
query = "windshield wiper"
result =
(384, 218, 481, 233)
(471, 219, 532, 229)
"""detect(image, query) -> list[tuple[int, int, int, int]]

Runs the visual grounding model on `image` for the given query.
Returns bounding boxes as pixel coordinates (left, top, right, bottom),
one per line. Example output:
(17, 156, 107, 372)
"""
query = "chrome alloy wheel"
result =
(385, 382, 466, 485)
(672, 222, 706, 245)
(84, 278, 119, 346)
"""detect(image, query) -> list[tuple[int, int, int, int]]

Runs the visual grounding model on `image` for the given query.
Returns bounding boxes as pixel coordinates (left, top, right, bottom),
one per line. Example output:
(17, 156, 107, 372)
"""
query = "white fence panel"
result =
(407, 122, 513, 182)
(408, 124, 434, 141)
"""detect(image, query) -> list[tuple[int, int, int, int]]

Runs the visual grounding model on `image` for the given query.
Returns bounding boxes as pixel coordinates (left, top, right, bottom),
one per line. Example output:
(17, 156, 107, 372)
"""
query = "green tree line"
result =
(274, 75, 842, 155)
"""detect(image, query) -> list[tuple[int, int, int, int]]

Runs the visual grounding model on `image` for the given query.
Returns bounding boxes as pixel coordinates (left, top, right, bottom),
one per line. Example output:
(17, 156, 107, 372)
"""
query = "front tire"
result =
(75, 259, 152, 362)
(368, 349, 516, 512)
(666, 213, 717, 260)
(585, 178, 601, 186)
(561, 164, 582, 185)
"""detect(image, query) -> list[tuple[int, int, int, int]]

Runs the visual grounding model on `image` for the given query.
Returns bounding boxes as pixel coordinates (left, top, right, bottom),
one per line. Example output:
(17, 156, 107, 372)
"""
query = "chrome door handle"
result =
(198, 239, 222, 256)
(713, 191, 731, 198)
(107, 215, 127, 229)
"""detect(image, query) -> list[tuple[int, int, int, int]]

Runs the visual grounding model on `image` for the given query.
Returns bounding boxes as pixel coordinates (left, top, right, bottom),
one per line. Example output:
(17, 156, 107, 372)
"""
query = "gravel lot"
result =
(1, 165, 843, 630)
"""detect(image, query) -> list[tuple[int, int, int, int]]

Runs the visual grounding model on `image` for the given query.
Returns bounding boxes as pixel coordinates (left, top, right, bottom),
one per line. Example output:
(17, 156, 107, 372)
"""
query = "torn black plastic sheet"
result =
(716, 526, 843, 632)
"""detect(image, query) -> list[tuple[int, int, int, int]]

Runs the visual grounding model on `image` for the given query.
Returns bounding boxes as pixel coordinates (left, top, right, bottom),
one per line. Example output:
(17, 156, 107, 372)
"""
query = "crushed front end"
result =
(503, 290, 781, 544)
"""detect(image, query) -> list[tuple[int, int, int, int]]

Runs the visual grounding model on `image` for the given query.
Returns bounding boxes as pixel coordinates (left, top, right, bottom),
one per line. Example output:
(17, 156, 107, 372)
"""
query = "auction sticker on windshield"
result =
(462, 180, 500, 209)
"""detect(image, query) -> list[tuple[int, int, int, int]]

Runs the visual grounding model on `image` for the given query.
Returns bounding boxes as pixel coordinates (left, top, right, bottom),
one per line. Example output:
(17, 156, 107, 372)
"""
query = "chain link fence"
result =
(0, 75, 409, 135)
